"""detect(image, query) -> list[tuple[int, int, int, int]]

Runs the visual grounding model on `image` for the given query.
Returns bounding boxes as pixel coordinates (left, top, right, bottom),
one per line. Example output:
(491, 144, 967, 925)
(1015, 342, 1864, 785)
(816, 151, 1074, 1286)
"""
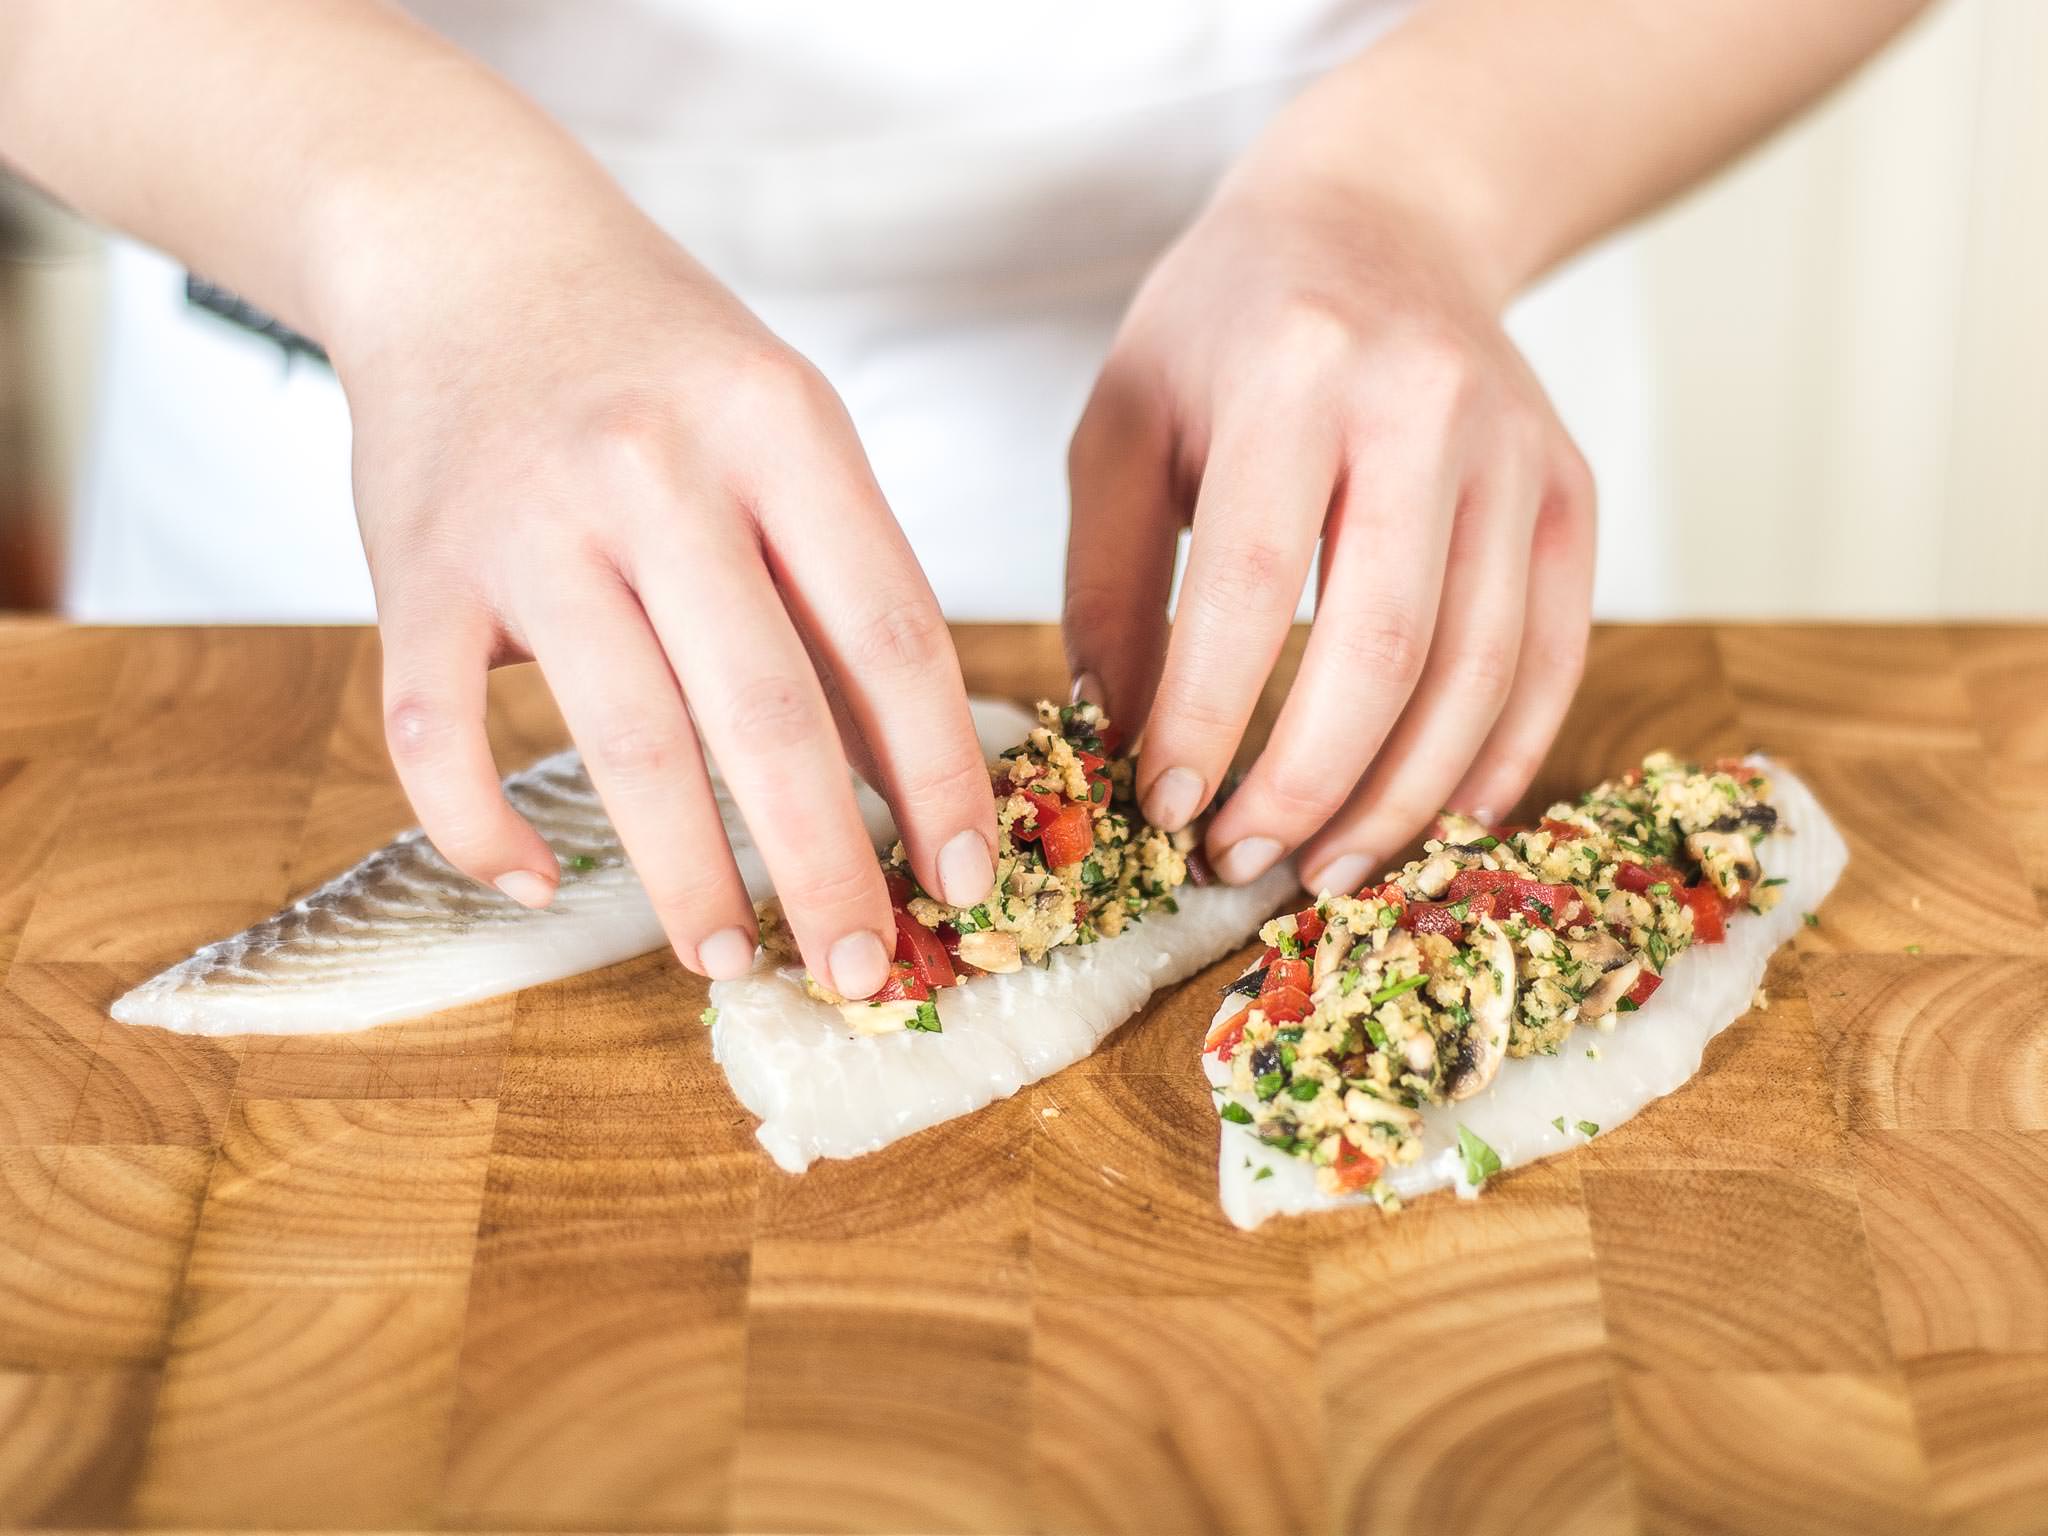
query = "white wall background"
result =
(1637, 0, 2047, 617)
(5, 0, 2044, 618)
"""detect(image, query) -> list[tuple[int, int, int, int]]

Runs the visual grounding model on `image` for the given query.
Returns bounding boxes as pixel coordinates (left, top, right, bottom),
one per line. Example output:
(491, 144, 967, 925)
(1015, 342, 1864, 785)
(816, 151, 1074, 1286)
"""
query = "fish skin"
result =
(710, 862, 1302, 1172)
(1207, 759, 1849, 1229)
(109, 700, 1036, 1037)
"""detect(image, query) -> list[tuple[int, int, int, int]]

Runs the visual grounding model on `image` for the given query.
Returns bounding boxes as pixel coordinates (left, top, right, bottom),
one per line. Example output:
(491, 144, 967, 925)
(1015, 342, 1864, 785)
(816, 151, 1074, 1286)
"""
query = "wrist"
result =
(1224, 57, 1550, 309)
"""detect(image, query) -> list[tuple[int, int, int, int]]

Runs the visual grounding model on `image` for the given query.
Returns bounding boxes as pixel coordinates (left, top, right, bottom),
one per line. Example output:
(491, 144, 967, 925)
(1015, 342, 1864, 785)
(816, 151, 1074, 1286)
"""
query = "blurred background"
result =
(2, 0, 2041, 619)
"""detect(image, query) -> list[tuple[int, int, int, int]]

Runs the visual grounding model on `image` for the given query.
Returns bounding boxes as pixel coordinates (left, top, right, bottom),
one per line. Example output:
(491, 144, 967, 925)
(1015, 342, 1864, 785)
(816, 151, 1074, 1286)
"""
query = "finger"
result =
(381, 594, 560, 906)
(1447, 447, 1596, 821)
(522, 567, 760, 981)
(749, 385, 997, 911)
(1062, 357, 1182, 727)
(1297, 446, 1543, 893)
(628, 512, 896, 1001)
(1134, 402, 1339, 835)
(1202, 428, 1458, 884)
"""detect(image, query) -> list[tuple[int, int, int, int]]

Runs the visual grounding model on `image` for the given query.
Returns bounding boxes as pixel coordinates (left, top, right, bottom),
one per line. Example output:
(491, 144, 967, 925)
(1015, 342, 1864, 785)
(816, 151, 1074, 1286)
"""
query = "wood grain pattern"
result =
(0, 621, 2044, 1534)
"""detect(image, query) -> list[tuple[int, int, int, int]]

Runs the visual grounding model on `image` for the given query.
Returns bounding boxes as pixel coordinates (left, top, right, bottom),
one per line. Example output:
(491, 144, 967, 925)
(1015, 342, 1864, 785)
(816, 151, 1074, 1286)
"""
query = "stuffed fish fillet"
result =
(1205, 756, 1847, 1229)
(111, 699, 1036, 1035)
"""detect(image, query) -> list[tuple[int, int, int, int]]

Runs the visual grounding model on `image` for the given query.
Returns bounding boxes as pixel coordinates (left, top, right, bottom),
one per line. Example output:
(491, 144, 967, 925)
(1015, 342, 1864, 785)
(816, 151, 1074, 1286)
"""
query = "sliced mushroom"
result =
(1445, 917, 1516, 1101)
(1313, 918, 1353, 990)
(956, 929, 1022, 974)
(839, 999, 927, 1036)
(1686, 829, 1760, 898)
(1579, 958, 1642, 1022)
(1567, 931, 1630, 972)
(1342, 1087, 1424, 1135)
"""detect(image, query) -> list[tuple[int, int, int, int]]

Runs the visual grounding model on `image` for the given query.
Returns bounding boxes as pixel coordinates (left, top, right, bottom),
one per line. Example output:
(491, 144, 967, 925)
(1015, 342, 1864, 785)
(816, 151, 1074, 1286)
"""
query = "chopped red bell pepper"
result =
(1401, 902, 1468, 938)
(1259, 984, 1314, 1024)
(1681, 882, 1726, 944)
(1442, 869, 1593, 929)
(1014, 789, 1063, 837)
(1539, 817, 1588, 842)
(885, 871, 914, 908)
(1332, 1135, 1382, 1192)
(1624, 969, 1663, 1007)
(1292, 906, 1327, 946)
(1038, 800, 1095, 870)
(1074, 749, 1112, 801)
(1613, 860, 1687, 895)
(1206, 1005, 1251, 1060)
(1261, 957, 1312, 998)
(872, 962, 933, 1003)
(892, 909, 958, 989)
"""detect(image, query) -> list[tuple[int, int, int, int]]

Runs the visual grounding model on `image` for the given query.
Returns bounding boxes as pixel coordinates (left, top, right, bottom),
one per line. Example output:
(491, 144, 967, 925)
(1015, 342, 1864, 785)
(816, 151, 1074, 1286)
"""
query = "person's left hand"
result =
(1063, 142, 1595, 897)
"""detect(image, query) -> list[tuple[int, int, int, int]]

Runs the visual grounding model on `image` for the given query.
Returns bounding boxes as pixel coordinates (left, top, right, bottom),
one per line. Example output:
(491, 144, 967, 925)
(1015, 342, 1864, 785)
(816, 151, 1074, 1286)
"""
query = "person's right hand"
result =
(334, 213, 997, 1001)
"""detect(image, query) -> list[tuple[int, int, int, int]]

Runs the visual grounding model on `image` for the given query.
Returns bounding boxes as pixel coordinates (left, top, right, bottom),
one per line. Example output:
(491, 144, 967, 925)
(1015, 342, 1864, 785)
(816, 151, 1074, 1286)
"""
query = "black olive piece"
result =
(1249, 1044, 1283, 1079)
(1225, 965, 1269, 999)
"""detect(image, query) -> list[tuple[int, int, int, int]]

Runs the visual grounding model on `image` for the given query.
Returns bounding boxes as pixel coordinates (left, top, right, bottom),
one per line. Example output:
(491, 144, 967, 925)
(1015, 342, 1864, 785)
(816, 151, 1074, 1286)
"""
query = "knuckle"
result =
(1392, 326, 1479, 418)
(852, 600, 950, 678)
(1446, 635, 1520, 702)
(1155, 681, 1241, 744)
(1187, 538, 1291, 617)
(1554, 442, 1598, 516)
(1275, 295, 1362, 372)
(1258, 760, 1349, 827)
(384, 693, 462, 763)
(590, 716, 690, 783)
(727, 346, 836, 427)
(588, 393, 679, 486)
(1328, 611, 1426, 690)
(1063, 578, 1134, 645)
(785, 852, 882, 916)
(724, 676, 818, 754)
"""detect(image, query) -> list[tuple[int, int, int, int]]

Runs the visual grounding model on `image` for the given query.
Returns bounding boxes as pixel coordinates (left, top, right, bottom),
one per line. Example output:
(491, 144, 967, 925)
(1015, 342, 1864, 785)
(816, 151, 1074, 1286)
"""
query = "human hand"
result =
(1064, 143, 1594, 896)
(336, 212, 996, 999)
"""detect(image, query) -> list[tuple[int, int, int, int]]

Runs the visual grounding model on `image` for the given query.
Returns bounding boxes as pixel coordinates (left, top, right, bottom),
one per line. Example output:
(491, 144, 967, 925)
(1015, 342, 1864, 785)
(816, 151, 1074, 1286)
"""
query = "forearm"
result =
(0, 0, 661, 366)
(1246, 0, 1935, 302)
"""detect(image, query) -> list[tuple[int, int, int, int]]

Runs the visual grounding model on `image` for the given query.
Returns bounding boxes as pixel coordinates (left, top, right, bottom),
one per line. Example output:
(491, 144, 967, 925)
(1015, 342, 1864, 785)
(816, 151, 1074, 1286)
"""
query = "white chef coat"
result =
(70, 1, 1666, 622)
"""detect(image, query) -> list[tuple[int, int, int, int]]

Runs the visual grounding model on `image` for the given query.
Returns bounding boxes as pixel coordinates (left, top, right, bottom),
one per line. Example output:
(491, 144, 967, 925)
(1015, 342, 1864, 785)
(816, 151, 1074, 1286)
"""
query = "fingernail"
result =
(829, 930, 890, 1000)
(1214, 836, 1282, 885)
(698, 926, 756, 982)
(937, 829, 995, 908)
(1070, 671, 1106, 707)
(1306, 853, 1375, 898)
(1143, 766, 1205, 833)
(494, 870, 556, 909)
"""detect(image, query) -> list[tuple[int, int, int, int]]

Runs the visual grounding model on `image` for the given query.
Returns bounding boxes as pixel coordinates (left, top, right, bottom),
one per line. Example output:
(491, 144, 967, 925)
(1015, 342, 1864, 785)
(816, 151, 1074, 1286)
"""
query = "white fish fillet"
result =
(110, 700, 1037, 1036)
(1205, 759, 1847, 1230)
(711, 863, 1299, 1172)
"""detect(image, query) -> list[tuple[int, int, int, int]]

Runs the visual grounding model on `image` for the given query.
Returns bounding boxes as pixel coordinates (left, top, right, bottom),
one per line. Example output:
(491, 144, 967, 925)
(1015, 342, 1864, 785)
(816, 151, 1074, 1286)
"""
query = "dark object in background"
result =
(183, 274, 329, 365)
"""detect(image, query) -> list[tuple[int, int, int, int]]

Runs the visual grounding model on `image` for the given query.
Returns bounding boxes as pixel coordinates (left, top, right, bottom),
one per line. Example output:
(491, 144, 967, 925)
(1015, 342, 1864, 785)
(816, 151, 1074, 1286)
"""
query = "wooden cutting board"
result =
(0, 619, 2044, 1535)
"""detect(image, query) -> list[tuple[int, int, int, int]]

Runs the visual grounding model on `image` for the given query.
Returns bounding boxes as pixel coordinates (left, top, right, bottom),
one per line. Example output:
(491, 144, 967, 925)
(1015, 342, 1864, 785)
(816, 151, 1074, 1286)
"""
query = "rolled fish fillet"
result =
(1206, 759, 1847, 1230)
(712, 863, 1299, 1172)
(111, 699, 1038, 1036)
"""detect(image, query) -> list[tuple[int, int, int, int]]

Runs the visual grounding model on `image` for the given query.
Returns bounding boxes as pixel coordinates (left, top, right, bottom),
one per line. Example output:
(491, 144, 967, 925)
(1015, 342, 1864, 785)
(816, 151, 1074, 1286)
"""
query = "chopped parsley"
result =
(1369, 973, 1429, 1007)
(1287, 1078, 1321, 1102)
(905, 1000, 943, 1033)
(567, 854, 597, 872)
(1457, 1125, 1502, 1187)
(1551, 1116, 1566, 1133)
(1254, 1071, 1285, 1101)
(1220, 1101, 1253, 1125)
(1468, 834, 1500, 851)
(1576, 1120, 1600, 1138)
(1803, 912, 1820, 928)
(1253, 1165, 1274, 1181)
(699, 1006, 718, 1028)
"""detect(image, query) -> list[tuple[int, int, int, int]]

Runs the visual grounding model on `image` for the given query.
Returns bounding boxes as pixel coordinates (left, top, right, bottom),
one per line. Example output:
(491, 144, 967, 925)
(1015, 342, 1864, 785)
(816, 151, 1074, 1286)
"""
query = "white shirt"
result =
(72, 1, 1665, 621)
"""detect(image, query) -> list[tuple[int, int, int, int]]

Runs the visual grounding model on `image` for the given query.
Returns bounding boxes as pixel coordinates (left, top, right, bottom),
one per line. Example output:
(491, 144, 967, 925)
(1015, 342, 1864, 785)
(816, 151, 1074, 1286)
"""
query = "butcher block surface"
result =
(0, 619, 2045, 1535)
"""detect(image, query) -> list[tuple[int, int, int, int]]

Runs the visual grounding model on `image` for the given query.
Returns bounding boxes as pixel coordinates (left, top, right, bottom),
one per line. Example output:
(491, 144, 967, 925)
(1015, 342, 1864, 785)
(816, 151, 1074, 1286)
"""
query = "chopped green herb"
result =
(1551, 1116, 1566, 1133)
(1762, 877, 1788, 888)
(699, 1006, 718, 1028)
(1340, 968, 1362, 996)
(1377, 904, 1399, 929)
(1254, 1071, 1285, 1101)
(1576, 1120, 1600, 1138)
(1648, 882, 1671, 897)
(1616, 996, 1639, 1013)
(1362, 1015, 1392, 1054)
(1647, 930, 1670, 969)
(1287, 1078, 1320, 1102)
(1253, 1165, 1274, 1182)
(1468, 834, 1500, 851)
(1276, 932, 1300, 958)
(1160, 896, 1179, 915)
(1370, 973, 1429, 1006)
(1080, 857, 1104, 886)
(1457, 1125, 1502, 1187)
(1090, 780, 1107, 803)
(1448, 897, 1472, 922)
(567, 854, 597, 872)
(1803, 912, 1820, 928)
(1220, 1102, 1253, 1125)
(1905, 944, 1922, 954)
(968, 904, 993, 931)
(906, 999, 943, 1033)
(1278, 1043, 1298, 1068)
